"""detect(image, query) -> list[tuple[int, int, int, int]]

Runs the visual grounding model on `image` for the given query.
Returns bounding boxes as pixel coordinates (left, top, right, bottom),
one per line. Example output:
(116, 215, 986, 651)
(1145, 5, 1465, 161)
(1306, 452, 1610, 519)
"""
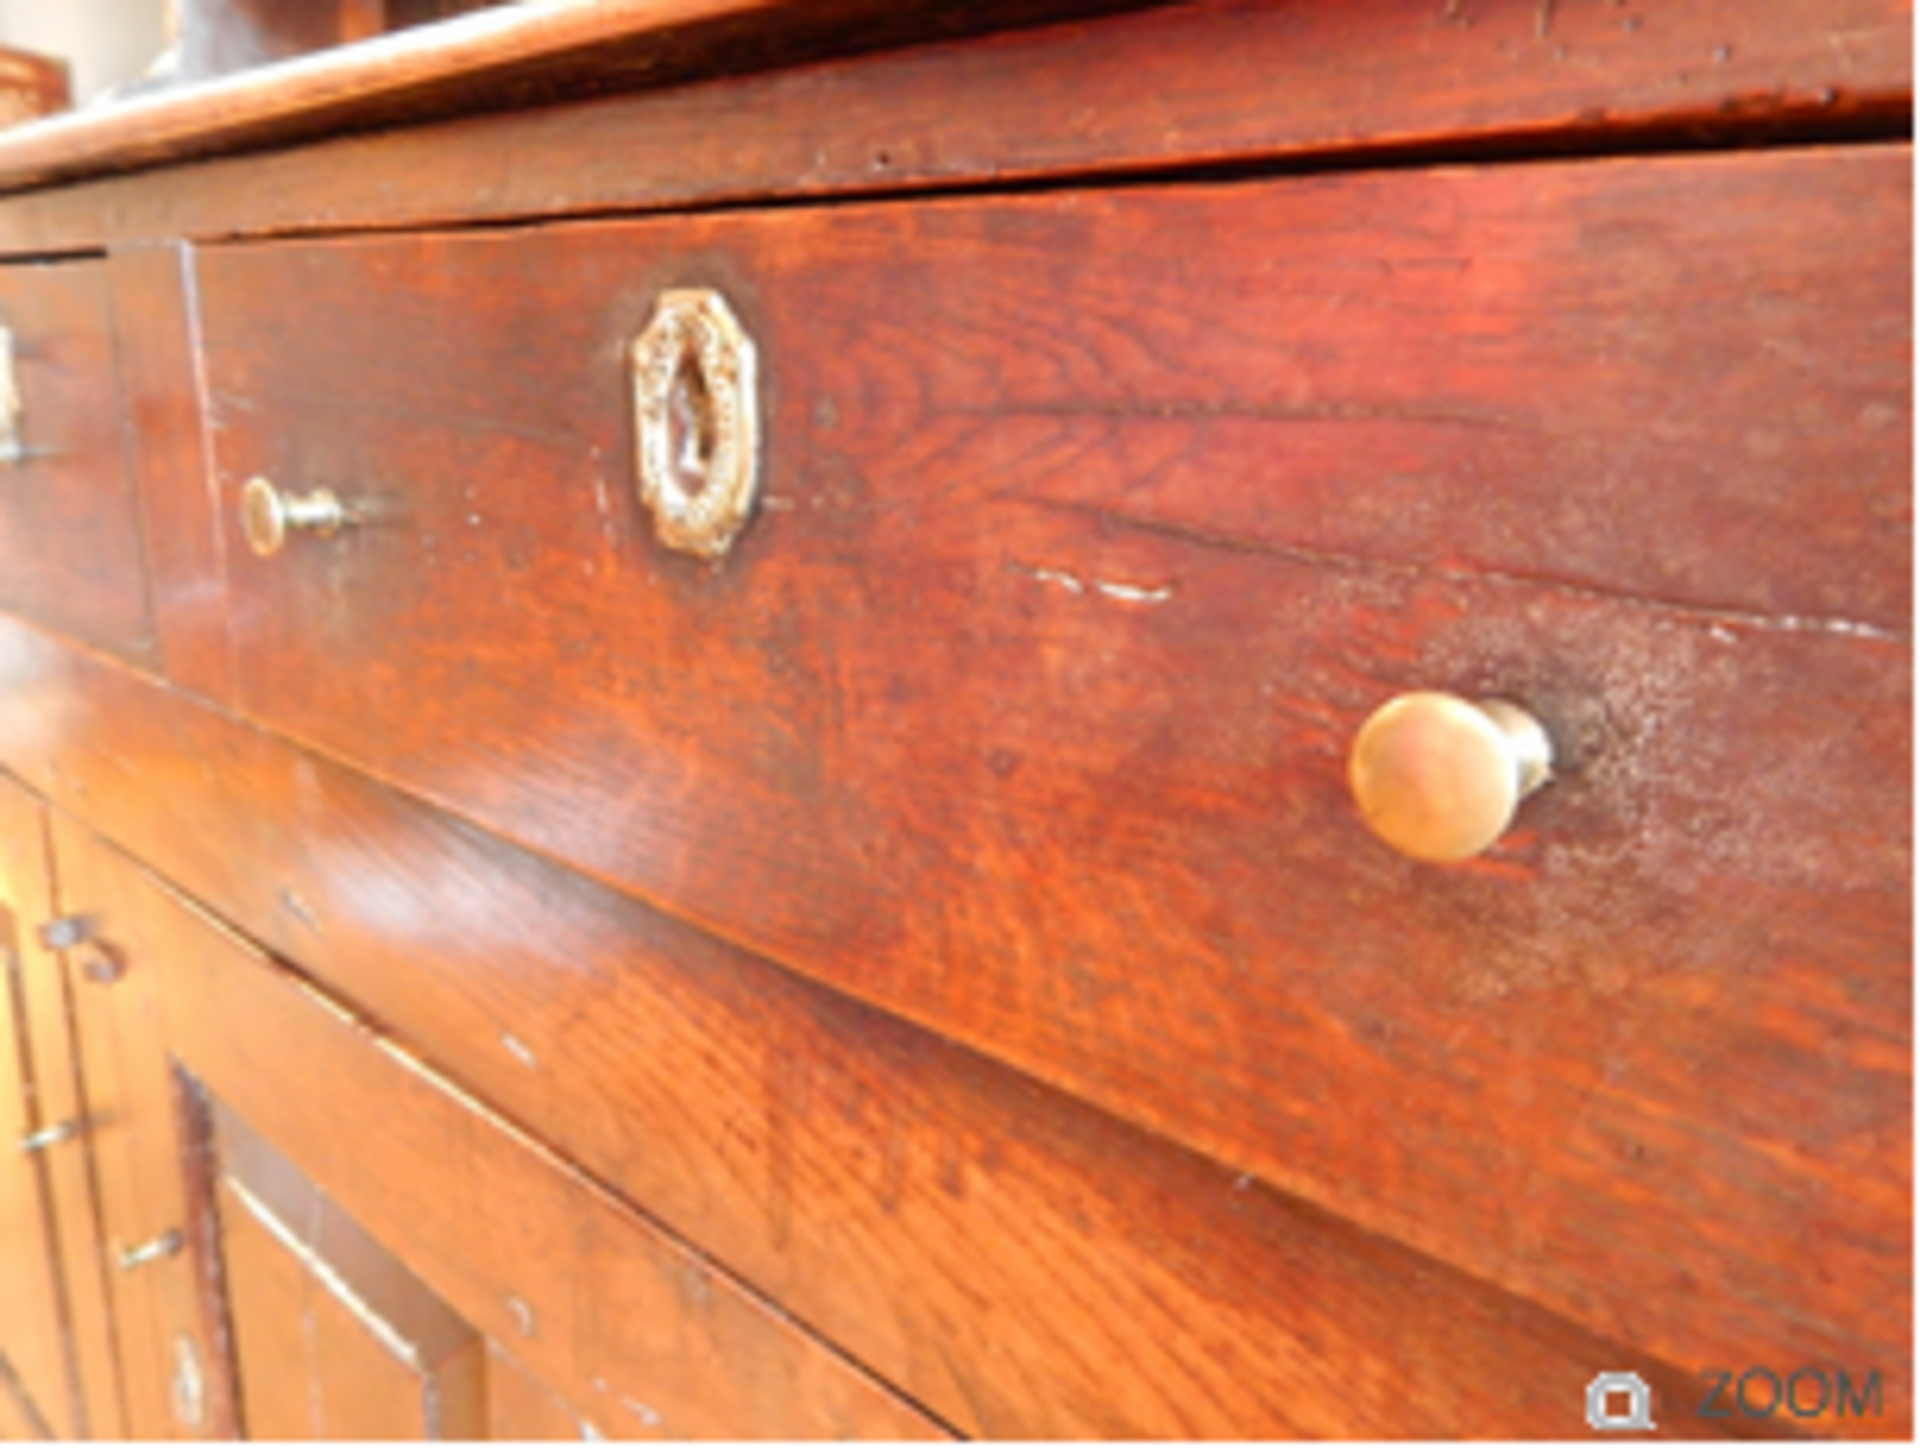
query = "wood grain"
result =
(0, 0, 1145, 196)
(0, 0, 1910, 256)
(213, 1187, 310, 1441)
(0, 1361, 50, 1441)
(53, 824, 946, 1442)
(48, 814, 232, 1440)
(107, 244, 232, 702)
(487, 1346, 600, 1441)
(0, 777, 119, 1440)
(0, 619, 1889, 1437)
(138, 145, 1914, 1400)
(0, 833, 75, 1439)
(217, 1114, 488, 1440)
(0, 261, 156, 669)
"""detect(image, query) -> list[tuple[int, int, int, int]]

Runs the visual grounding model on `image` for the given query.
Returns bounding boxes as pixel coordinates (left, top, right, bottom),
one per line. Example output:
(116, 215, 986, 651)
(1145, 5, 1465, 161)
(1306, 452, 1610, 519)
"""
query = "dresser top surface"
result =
(0, 0, 1116, 196)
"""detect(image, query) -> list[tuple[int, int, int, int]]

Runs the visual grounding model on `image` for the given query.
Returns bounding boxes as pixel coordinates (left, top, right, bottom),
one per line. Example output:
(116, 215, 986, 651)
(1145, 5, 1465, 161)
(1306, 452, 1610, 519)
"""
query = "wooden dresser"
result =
(0, 1, 1910, 1438)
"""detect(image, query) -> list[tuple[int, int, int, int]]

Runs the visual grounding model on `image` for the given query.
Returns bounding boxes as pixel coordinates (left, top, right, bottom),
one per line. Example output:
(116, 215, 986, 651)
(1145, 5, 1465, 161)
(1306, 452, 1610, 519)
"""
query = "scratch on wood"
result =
(1024, 563, 1084, 595)
(623, 1398, 661, 1428)
(506, 1294, 536, 1338)
(1536, 0, 1555, 39)
(279, 886, 320, 933)
(1008, 559, 1175, 605)
(501, 1032, 538, 1069)
(1026, 499, 1906, 644)
(984, 396, 1526, 433)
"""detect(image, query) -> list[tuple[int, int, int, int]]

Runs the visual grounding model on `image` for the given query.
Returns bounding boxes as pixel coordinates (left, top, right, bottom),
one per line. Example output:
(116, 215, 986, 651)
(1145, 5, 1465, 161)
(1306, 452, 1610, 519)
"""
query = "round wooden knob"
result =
(240, 476, 346, 558)
(1348, 693, 1553, 862)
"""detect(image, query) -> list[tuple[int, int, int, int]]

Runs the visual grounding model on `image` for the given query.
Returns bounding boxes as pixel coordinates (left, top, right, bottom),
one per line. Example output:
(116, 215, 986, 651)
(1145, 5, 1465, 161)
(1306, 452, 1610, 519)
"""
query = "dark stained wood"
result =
(0, 0, 1910, 255)
(107, 244, 233, 702)
(124, 145, 1911, 1399)
(0, 0, 1149, 198)
(170, 1074, 244, 1441)
(0, 621, 1897, 1438)
(55, 825, 946, 1442)
(0, 777, 120, 1440)
(0, 261, 156, 669)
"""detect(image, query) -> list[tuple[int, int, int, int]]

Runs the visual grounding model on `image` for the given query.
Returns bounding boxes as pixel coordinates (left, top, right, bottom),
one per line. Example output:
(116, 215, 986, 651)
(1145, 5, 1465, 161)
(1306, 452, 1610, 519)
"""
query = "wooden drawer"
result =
(0, 625, 1768, 1437)
(0, 260, 153, 666)
(173, 144, 1910, 1392)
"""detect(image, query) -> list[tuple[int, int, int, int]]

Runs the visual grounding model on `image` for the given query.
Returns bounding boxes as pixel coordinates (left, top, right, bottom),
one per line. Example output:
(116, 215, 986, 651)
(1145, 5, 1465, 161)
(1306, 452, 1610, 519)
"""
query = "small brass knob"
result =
(1348, 693, 1553, 862)
(240, 476, 347, 558)
(117, 1228, 184, 1272)
(19, 1119, 82, 1154)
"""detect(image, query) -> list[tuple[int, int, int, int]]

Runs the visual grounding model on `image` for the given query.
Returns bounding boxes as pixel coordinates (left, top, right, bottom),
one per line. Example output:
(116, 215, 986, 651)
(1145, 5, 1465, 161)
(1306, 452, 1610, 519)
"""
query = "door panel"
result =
(0, 913, 71, 1437)
(486, 1346, 598, 1441)
(216, 1102, 486, 1439)
(49, 815, 237, 1440)
(0, 778, 81, 1438)
(48, 817, 941, 1440)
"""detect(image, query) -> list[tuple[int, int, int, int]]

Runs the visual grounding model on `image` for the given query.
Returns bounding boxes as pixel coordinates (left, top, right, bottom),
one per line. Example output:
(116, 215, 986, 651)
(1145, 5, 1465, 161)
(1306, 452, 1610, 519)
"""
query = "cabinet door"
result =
(50, 816, 594, 1442)
(0, 779, 85, 1438)
(213, 1101, 492, 1438)
(50, 813, 933, 1440)
(48, 813, 236, 1440)
(1, 894, 71, 1437)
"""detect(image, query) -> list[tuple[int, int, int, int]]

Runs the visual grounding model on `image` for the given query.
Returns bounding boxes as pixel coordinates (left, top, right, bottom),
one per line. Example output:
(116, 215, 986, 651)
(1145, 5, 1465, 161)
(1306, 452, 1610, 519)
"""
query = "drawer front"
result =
(184, 147, 1911, 1384)
(0, 260, 153, 664)
(0, 623, 1745, 1438)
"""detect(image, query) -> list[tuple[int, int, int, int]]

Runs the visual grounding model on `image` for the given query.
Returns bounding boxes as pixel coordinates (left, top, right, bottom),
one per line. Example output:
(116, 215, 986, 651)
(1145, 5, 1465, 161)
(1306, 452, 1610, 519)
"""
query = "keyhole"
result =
(666, 342, 715, 497)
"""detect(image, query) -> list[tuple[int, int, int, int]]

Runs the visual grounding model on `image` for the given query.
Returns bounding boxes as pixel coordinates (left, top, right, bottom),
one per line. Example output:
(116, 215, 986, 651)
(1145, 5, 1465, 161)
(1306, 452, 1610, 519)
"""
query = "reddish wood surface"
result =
(0, 0, 1140, 197)
(487, 1346, 600, 1441)
(217, 1104, 487, 1438)
(49, 815, 234, 1439)
(213, 1193, 312, 1441)
(0, 1368, 50, 1441)
(135, 144, 1914, 1399)
(170, 1076, 243, 1440)
(0, 832, 75, 1438)
(109, 244, 233, 702)
(0, 0, 1910, 255)
(55, 825, 945, 1442)
(0, 261, 155, 668)
(0, 778, 121, 1440)
(0, 621, 1894, 1438)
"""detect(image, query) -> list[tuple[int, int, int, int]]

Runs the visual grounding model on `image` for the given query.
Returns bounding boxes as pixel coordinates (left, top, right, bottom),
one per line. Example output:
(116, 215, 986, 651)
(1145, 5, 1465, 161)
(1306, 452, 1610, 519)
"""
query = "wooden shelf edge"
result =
(0, 0, 1125, 197)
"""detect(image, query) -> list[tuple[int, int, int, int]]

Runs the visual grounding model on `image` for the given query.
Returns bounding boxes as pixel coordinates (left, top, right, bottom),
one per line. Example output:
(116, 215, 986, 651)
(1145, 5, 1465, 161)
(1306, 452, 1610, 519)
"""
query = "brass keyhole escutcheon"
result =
(632, 288, 760, 559)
